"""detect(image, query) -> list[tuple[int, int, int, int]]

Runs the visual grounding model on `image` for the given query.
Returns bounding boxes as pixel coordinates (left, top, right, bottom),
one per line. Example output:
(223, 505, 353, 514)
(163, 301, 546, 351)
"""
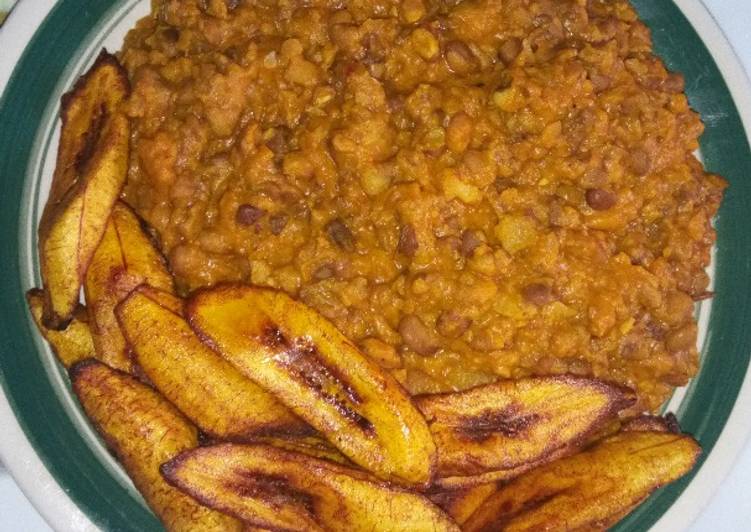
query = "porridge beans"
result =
(121, 0, 726, 411)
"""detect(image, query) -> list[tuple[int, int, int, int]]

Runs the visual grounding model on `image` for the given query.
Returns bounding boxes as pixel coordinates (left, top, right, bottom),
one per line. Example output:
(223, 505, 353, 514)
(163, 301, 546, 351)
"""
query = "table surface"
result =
(1, 0, 750, 530)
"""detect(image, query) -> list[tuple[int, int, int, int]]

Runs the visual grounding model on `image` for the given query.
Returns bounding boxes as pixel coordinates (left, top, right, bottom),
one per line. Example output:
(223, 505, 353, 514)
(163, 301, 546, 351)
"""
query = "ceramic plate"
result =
(1, 1, 750, 530)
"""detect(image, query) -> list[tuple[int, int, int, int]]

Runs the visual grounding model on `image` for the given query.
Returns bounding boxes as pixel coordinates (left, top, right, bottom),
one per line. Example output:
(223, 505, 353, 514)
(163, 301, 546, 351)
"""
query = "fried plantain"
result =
(133, 283, 184, 314)
(428, 483, 499, 525)
(39, 51, 130, 330)
(70, 360, 243, 531)
(117, 286, 311, 440)
(462, 431, 701, 531)
(622, 413, 680, 434)
(251, 435, 353, 466)
(161, 443, 459, 532)
(416, 376, 635, 486)
(26, 288, 95, 368)
(186, 284, 436, 486)
(83, 201, 173, 372)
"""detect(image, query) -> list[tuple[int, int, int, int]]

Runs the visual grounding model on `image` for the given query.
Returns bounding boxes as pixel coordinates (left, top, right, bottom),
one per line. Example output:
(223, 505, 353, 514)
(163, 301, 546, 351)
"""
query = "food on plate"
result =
(462, 431, 701, 531)
(38, 51, 130, 330)
(117, 285, 311, 440)
(416, 376, 634, 480)
(161, 443, 459, 532)
(24, 0, 726, 527)
(84, 201, 174, 373)
(70, 360, 243, 531)
(26, 288, 94, 368)
(187, 284, 436, 485)
(428, 483, 499, 525)
(121, 0, 725, 413)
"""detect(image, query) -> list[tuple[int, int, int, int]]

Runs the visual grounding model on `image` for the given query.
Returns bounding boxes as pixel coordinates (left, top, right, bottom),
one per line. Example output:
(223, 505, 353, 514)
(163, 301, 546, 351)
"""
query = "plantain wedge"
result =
(70, 360, 243, 531)
(622, 414, 680, 434)
(428, 483, 499, 525)
(26, 288, 95, 368)
(117, 286, 311, 440)
(252, 435, 353, 466)
(134, 283, 184, 314)
(186, 284, 437, 486)
(462, 431, 701, 531)
(84, 201, 174, 372)
(416, 376, 635, 487)
(161, 443, 459, 532)
(39, 51, 130, 330)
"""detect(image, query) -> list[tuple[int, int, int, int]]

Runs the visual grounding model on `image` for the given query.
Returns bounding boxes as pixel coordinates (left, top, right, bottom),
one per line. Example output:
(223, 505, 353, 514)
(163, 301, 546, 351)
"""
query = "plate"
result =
(1, 1, 750, 530)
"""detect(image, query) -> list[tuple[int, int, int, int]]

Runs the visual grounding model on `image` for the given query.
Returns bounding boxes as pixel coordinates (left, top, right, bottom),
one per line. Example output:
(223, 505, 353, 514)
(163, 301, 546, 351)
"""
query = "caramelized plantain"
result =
(39, 51, 130, 329)
(70, 360, 242, 531)
(252, 435, 353, 466)
(416, 376, 635, 487)
(117, 286, 311, 440)
(26, 288, 94, 368)
(462, 431, 701, 531)
(161, 443, 459, 532)
(428, 483, 499, 525)
(186, 284, 436, 486)
(134, 283, 184, 315)
(84, 201, 174, 372)
(622, 413, 680, 434)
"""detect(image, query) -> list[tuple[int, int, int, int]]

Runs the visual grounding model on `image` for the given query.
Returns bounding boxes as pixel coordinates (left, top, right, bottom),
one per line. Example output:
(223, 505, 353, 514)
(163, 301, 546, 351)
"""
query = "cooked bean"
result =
(362, 32, 385, 64)
(585, 188, 617, 210)
(398, 223, 419, 257)
(265, 126, 291, 161)
(444, 41, 478, 74)
(326, 218, 355, 251)
(269, 213, 288, 235)
(460, 229, 482, 257)
(498, 37, 522, 65)
(235, 204, 266, 226)
(162, 27, 180, 43)
(399, 315, 441, 356)
(400, 0, 426, 23)
(662, 73, 685, 93)
(446, 112, 473, 154)
(313, 263, 336, 280)
(522, 283, 554, 306)
(628, 148, 652, 176)
(664, 290, 694, 325)
(411, 28, 439, 61)
(589, 71, 611, 92)
(665, 323, 697, 353)
(436, 310, 472, 339)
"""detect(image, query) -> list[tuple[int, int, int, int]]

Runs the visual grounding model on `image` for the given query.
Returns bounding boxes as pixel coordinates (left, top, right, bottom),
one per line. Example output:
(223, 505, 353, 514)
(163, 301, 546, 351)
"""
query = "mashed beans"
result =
(120, 0, 725, 412)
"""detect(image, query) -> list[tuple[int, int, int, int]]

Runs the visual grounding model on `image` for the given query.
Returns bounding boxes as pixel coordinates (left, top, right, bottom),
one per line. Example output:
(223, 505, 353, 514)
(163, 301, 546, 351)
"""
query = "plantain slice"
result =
(26, 288, 95, 368)
(84, 201, 174, 372)
(431, 447, 572, 489)
(70, 360, 243, 531)
(39, 51, 130, 330)
(428, 483, 499, 525)
(462, 431, 701, 532)
(622, 413, 680, 434)
(161, 443, 459, 532)
(416, 376, 635, 486)
(117, 286, 312, 440)
(134, 283, 184, 314)
(186, 284, 437, 486)
(252, 435, 353, 466)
